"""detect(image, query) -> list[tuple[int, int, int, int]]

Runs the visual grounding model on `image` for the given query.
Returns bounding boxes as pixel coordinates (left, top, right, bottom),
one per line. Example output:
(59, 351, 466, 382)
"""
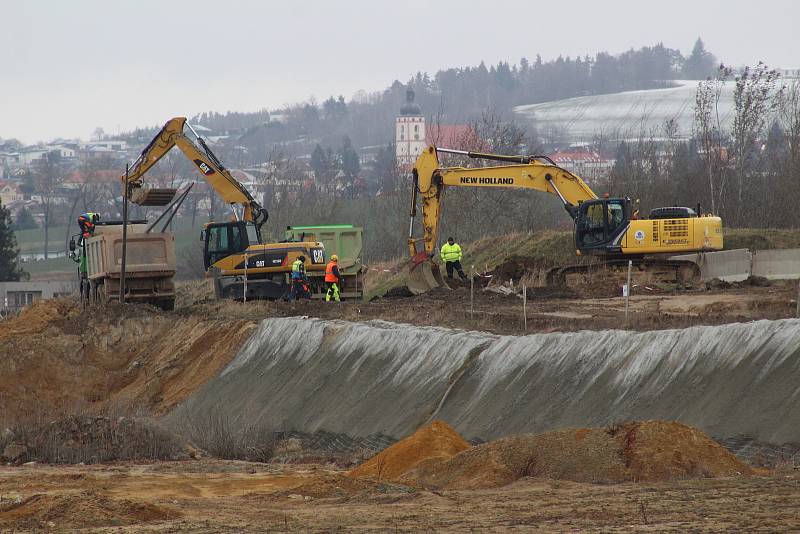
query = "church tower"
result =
(395, 88, 425, 164)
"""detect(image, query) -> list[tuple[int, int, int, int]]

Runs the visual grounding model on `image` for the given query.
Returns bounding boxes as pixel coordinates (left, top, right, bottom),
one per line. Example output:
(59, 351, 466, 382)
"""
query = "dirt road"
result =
(1, 460, 798, 532)
(186, 279, 799, 337)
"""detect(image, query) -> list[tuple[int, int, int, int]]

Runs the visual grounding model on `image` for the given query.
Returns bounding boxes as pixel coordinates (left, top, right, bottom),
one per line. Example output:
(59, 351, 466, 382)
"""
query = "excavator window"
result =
(203, 222, 254, 269)
(575, 199, 629, 251)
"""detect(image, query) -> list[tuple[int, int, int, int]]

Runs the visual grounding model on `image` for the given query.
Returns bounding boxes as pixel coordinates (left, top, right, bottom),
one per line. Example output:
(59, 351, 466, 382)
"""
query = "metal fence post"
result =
(523, 284, 527, 332)
(470, 265, 474, 320)
(625, 260, 632, 326)
(120, 163, 129, 304)
(243, 252, 248, 304)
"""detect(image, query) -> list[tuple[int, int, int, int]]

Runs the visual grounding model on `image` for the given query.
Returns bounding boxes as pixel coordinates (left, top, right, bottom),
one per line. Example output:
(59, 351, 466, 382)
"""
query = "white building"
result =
(395, 89, 426, 164)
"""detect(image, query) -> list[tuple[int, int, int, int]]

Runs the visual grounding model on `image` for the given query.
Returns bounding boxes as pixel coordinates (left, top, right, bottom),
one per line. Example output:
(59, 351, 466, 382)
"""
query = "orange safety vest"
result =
(325, 261, 339, 283)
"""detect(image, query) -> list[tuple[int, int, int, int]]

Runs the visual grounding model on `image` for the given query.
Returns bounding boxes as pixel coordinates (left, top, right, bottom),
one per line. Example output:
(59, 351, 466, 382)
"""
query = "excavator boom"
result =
(410, 146, 597, 258)
(124, 117, 267, 228)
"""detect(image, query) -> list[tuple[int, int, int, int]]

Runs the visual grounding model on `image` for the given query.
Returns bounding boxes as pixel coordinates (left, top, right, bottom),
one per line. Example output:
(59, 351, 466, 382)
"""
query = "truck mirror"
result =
(69, 238, 76, 252)
(200, 230, 206, 242)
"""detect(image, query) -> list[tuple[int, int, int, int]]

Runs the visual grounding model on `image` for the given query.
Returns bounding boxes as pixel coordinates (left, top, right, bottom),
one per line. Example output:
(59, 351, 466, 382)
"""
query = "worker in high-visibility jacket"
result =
(77, 212, 100, 240)
(288, 255, 310, 301)
(440, 236, 467, 281)
(324, 254, 341, 302)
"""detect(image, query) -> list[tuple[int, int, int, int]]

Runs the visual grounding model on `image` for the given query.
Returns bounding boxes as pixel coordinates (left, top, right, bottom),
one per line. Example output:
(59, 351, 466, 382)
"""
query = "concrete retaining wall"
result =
(671, 248, 800, 282)
(752, 249, 800, 280)
(170, 317, 800, 445)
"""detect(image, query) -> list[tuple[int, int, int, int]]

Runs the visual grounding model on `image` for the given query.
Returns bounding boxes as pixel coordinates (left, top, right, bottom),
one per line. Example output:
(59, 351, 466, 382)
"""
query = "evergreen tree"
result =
(10, 207, 37, 231)
(339, 136, 360, 178)
(0, 200, 25, 281)
(310, 144, 329, 179)
(683, 38, 717, 79)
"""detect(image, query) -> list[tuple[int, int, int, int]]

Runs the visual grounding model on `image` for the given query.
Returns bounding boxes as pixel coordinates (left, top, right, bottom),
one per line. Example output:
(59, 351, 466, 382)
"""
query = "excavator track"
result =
(546, 257, 702, 290)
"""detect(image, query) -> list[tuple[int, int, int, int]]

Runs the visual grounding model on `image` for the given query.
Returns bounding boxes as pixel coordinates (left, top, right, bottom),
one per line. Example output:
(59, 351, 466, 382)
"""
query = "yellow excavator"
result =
(124, 117, 326, 300)
(407, 146, 723, 293)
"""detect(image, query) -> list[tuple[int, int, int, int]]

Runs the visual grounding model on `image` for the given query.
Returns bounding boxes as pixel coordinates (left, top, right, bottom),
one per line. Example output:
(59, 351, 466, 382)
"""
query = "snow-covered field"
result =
(513, 80, 736, 143)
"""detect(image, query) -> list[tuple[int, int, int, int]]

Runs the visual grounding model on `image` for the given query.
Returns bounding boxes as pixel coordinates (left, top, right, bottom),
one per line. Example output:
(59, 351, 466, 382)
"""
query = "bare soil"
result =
(0, 460, 798, 532)
(187, 278, 799, 337)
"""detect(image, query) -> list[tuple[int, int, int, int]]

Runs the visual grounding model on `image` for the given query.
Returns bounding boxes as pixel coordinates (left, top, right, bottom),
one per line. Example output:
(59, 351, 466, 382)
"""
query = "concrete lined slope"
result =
(170, 318, 491, 437)
(440, 320, 800, 443)
(170, 317, 800, 444)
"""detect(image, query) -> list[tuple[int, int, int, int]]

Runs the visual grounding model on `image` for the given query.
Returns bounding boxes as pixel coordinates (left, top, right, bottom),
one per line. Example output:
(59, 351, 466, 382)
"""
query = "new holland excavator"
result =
(407, 146, 723, 293)
(124, 117, 327, 300)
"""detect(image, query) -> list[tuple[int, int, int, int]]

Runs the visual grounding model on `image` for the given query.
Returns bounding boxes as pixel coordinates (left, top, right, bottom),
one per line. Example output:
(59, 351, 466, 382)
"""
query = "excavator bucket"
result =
(130, 187, 178, 206)
(406, 252, 450, 295)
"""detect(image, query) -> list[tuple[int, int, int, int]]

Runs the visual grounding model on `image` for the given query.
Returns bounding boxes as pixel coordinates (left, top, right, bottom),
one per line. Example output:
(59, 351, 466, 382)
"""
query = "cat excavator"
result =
(125, 117, 326, 300)
(407, 146, 723, 293)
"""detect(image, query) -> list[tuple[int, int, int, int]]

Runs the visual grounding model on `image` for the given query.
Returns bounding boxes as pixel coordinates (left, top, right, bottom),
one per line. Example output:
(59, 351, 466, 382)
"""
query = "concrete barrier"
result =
(752, 249, 800, 280)
(670, 249, 752, 282)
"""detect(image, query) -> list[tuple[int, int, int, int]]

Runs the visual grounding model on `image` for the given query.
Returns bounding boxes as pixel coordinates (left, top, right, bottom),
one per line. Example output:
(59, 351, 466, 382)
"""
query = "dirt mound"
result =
(1, 415, 190, 464)
(348, 420, 469, 481)
(401, 421, 751, 489)
(0, 300, 256, 425)
(491, 255, 552, 283)
(0, 491, 180, 529)
(611, 420, 750, 481)
(0, 298, 79, 342)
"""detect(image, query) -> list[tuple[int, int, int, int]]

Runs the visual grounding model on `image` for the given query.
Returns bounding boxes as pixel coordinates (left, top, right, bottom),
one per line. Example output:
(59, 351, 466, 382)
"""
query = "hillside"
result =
(514, 80, 735, 142)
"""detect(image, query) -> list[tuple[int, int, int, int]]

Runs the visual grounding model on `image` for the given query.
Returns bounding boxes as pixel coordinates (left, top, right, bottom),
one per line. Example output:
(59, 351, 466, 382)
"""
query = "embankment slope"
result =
(171, 316, 800, 445)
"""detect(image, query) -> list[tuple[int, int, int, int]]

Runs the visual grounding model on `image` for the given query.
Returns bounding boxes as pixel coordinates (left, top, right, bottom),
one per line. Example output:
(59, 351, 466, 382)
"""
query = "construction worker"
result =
(288, 255, 310, 301)
(325, 254, 341, 302)
(77, 212, 100, 239)
(440, 236, 467, 281)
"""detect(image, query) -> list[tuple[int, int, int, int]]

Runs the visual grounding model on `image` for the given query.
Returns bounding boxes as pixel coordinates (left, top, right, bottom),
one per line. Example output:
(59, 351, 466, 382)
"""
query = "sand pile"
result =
(348, 420, 470, 481)
(354, 421, 750, 490)
(612, 420, 750, 481)
(0, 298, 79, 342)
(0, 491, 179, 529)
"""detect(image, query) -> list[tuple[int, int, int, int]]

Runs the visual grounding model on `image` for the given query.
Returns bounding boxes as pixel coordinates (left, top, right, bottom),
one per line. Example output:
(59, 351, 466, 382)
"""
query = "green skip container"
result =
(284, 224, 364, 299)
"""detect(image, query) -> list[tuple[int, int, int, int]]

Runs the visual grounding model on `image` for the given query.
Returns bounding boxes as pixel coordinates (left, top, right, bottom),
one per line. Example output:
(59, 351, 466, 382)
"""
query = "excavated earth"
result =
(1, 279, 800, 531)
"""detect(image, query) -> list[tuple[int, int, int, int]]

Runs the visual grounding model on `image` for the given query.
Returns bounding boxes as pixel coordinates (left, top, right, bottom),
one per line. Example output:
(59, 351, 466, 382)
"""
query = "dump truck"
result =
(72, 222, 176, 310)
(285, 225, 365, 299)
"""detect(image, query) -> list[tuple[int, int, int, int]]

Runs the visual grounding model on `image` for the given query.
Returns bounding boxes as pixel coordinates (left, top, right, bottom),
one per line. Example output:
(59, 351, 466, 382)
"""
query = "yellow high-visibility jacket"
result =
(440, 242, 463, 262)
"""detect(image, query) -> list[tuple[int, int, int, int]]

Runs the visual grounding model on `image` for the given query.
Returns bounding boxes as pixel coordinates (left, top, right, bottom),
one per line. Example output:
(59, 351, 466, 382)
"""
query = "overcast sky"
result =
(2, 0, 798, 144)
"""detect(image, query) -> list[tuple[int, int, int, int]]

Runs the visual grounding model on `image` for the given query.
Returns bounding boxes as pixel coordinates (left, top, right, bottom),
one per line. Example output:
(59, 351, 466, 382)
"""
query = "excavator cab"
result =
(202, 221, 261, 269)
(574, 198, 631, 254)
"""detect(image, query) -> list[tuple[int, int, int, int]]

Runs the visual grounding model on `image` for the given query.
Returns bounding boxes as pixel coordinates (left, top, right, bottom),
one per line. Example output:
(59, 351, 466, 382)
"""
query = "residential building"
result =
(549, 148, 615, 182)
(0, 280, 77, 313)
(0, 181, 24, 205)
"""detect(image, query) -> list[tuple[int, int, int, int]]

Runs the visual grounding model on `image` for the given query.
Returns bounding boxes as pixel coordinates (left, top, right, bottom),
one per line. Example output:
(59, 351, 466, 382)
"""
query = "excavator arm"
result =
(409, 146, 597, 258)
(123, 117, 268, 229)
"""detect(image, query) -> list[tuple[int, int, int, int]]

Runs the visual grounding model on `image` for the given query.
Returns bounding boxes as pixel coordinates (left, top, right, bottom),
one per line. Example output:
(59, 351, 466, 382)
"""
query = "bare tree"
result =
(34, 152, 64, 259)
(730, 63, 782, 221)
(693, 65, 731, 215)
(778, 79, 800, 174)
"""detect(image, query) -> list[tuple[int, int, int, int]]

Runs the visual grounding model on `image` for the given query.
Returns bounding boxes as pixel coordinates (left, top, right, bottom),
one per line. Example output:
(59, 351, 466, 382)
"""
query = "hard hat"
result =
(331, 254, 339, 262)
